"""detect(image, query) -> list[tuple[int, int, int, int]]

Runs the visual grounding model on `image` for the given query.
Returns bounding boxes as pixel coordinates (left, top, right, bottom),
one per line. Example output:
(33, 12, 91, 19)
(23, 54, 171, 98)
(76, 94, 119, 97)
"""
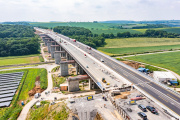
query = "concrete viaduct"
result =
(36, 28, 180, 119)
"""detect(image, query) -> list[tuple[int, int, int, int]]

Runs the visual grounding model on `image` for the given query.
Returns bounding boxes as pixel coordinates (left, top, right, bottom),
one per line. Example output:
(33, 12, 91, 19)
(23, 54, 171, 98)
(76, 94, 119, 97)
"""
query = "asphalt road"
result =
(36, 28, 180, 118)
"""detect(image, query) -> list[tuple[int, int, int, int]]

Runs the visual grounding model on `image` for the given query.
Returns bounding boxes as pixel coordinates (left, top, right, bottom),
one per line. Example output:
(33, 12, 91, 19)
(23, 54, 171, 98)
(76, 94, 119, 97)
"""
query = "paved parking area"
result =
(115, 90, 171, 120)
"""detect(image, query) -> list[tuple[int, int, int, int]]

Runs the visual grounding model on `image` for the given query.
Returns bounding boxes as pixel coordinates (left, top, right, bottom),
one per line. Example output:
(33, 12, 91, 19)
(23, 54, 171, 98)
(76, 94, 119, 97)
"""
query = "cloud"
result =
(0, 0, 179, 22)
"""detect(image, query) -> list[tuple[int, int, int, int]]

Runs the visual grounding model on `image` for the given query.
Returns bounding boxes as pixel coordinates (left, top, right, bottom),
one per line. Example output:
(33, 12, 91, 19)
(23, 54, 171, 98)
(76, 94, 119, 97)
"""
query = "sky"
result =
(0, 0, 180, 22)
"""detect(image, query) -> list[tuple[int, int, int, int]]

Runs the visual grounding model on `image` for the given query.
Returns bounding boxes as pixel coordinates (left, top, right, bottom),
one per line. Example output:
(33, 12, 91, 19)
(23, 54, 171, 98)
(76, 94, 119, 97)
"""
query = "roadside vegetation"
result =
(26, 101, 69, 120)
(0, 68, 47, 120)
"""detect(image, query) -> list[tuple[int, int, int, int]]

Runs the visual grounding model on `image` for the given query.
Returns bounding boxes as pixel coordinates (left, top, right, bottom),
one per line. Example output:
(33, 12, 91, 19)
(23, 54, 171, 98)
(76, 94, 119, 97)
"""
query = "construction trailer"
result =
(153, 71, 178, 85)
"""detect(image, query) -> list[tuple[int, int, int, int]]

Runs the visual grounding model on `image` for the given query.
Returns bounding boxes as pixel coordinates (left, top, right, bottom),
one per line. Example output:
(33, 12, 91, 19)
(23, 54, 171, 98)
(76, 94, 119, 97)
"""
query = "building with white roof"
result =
(153, 71, 177, 83)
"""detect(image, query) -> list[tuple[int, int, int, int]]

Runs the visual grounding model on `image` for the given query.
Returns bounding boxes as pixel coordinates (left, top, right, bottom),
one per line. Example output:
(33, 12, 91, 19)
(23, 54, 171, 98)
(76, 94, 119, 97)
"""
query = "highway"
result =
(36, 28, 180, 119)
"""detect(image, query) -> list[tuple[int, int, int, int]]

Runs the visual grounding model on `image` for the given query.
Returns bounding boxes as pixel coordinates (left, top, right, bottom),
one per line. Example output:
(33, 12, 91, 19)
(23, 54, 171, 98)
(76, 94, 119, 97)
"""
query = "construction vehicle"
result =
(102, 78, 106, 83)
(106, 83, 110, 85)
(87, 95, 93, 101)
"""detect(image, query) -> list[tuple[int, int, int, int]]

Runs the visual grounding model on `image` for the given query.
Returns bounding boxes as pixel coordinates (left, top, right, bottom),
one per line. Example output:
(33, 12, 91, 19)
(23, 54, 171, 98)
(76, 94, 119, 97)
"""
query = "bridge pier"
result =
(89, 79, 99, 90)
(60, 60, 75, 76)
(51, 45, 56, 58)
(54, 51, 61, 64)
(47, 41, 51, 53)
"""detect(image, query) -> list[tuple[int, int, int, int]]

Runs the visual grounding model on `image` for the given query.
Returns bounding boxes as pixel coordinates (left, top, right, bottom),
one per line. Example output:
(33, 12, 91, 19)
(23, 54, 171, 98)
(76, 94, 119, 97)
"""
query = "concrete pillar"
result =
(79, 66, 85, 75)
(44, 39, 48, 46)
(47, 41, 51, 53)
(89, 79, 92, 90)
(55, 46, 60, 51)
(75, 63, 79, 75)
(60, 63, 69, 76)
(68, 80, 79, 92)
(54, 51, 61, 64)
(51, 45, 55, 58)
(51, 41, 55, 45)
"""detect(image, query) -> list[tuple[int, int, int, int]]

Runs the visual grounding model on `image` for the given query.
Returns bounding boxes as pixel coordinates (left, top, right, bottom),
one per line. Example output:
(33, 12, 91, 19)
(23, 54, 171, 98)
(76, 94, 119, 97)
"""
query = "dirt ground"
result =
(28, 76, 44, 96)
(114, 91, 131, 99)
(122, 61, 145, 69)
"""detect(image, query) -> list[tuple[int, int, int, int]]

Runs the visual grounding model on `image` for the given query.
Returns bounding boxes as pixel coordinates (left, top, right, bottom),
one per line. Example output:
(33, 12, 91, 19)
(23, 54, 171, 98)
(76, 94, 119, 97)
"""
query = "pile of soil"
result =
(114, 91, 130, 99)
(28, 76, 44, 96)
(122, 61, 145, 69)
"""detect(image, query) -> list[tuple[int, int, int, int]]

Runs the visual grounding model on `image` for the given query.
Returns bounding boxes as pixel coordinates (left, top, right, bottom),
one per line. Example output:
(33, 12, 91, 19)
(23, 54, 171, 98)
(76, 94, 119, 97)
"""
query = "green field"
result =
(30, 22, 112, 29)
(127, 51, 180, 75)
(0, 54, 42, 66)
(98, 38, 180, 55)
(103, 38, 180, 48)
(31, 22, 180, 35)
(91, 29, 141, 35)
(0, 68, 47, 120)
(98, 45, 180, 55)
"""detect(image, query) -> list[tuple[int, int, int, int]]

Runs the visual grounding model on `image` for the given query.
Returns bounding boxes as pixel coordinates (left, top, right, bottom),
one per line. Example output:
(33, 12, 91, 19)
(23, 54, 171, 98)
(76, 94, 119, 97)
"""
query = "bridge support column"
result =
(54, 51, 61, 64)
(60, 63, 69, 76)
(75, 63, 79, 75)
(51, 45, 55, 58)
(47, 41, 51, 53)
(79, 66, 85, 75)
(67, 79, 79, 92)
(89, 79, 93, 90)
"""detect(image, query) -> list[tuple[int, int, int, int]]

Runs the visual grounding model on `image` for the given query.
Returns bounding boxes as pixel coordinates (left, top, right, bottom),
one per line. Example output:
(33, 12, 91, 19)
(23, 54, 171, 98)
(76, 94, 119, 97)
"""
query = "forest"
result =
(0, 25, 39, 57)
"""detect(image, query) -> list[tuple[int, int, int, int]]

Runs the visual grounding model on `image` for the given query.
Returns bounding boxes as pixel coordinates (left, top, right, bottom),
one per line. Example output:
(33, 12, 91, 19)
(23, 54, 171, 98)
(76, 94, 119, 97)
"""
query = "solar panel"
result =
(0, 72, 23, 107)
(0, 87, 18, 91)
(0, 101, 11, 107)
(0, 97, 13, 103)
(0, 93, 15, 98)
(0, 82, 20, 86)
(0, 90, 16, 95)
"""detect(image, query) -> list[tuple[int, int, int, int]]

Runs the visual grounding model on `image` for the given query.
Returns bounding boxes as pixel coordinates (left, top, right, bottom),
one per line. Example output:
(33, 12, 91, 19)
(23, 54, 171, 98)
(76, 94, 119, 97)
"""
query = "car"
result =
(138, 112, 147, 120)
(138, 104, 147, 112)
(146, 106, 158, 114)
(89, 47, 91, 50)
(88, 52, 91, 54)
(86, 65, 89, 68)
(100, 58, 104, 62)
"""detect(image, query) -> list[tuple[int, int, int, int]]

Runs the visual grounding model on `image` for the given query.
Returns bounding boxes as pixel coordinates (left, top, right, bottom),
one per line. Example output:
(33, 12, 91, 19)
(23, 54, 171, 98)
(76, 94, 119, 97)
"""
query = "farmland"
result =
(30, 22, 180, 35)
(126, 51, 180, 75)
(0, 68, 47, 120)
(0, 54, 42, 66)
(91, 29, 141, 35)
(98, 38, 180, 55)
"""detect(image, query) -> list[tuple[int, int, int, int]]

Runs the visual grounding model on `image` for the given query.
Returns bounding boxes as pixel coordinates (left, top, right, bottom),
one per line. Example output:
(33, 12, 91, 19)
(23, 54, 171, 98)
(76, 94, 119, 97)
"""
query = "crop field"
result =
(0, 68, 47, 120)
(98, 38, 180, 55)
(103, 38, 180, 48)
(30, 22, 112, 29)
(127, 51, 180, 75)
(91, 29, 141, 35)
(0, 54, 41, 66)
(98, 45, 180, 55)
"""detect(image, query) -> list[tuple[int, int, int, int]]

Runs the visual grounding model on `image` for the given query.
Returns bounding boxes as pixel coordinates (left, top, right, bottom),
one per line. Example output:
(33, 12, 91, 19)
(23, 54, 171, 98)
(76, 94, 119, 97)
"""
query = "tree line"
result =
(53, 26, 105, 48)
(101, 29, 180, 39)
(0, 24, 39, 57)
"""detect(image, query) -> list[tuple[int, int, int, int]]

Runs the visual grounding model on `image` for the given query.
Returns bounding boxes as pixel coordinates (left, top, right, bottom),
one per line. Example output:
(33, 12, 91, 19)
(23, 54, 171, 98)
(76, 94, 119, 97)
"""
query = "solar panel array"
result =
(0, 72, 24, 107)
